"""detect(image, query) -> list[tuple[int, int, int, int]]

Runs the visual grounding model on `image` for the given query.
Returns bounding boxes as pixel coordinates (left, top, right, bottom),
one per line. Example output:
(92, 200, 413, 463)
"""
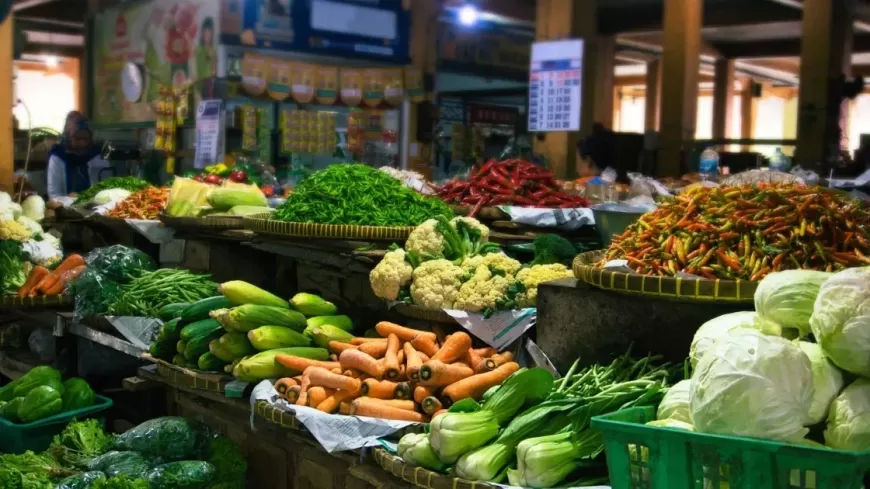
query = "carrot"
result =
(361, 379, 399, 399)
(351, 337, 387, 345)
(358, 341, 388, 358)
(275, 377, 298, 395)
(410, 335, 439, 357)
(432, 409, 448, 419)
(422, 396, 443, 415)
(375, 321, 437, 342)
(350, 398, 426, 422)
(54, 254, 85, 274)
(339, 402, 352, 415)
(32, 273, 60, 296)
(304, 366, 361, 392)
(306, 386, 332, 407)
(462, 349, 487, 373)
(339, 349, 384, 378)
(414, 385, 436, 405)
(330, 368, 343, 375)
(473, 347, 497, 358)
(285, 386, 302, 403)
(383, 334, 401, 380)
(485, 352, 514, 370)
(316, 388, 360, 413)
(419, 360, 474, 387)
(18, 266, 48, 297)
(46, 265, 85, 296)
(430, 332, 472, 363)
(275, 354, 341, 373)
(296, 376, 312, 406)
(404, 343, 424, 381)
(357, 397, 417, 411)
(293, 375, 304, 384)
(329, 354, 338, 362)
(343, 369, 362, 379)
(394, 382, 412, 400)
(328, 341, 357, 354)
(419, 353, 430, 362)
(397, 348, 405, 366)
(431, 324, 449, 345)
(442, 362, 521, 405)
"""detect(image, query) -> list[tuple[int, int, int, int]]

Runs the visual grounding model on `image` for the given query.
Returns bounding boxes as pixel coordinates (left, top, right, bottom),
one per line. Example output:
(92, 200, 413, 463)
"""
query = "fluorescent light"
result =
(44, 55, 58, 68)
(458, 4, 479, 26)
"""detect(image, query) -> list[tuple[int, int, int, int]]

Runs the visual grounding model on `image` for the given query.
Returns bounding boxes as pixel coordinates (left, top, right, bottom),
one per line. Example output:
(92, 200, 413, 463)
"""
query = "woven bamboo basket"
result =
(158, 213, 245, 231)
(141, 354, 233, 393)
(243, 214, 414, 241)
(573, 250, 757, 303)
(374, 448, 499, 489)
(0, 295, 72, 310)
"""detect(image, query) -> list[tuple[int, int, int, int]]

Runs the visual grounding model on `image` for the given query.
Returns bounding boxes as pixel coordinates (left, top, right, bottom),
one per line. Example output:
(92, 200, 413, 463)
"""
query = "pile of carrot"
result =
(272, 321, 518, 423)
(17, 254, 85, 297)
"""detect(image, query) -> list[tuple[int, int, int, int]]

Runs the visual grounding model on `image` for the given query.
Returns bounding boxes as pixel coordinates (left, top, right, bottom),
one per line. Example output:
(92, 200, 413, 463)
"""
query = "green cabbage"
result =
(824, 378, 870, 451)
(689, 329, 814, 442)
(18, 385, 62, 423)
(689, 312, 763, 368)
(809, 267, 870, 377)
(754, 270, 831, 338)
(12, 366, 63, 398)
(656, 379, 691, 424)
(797, 342, 844, 425)
(61, 378, 96, 411)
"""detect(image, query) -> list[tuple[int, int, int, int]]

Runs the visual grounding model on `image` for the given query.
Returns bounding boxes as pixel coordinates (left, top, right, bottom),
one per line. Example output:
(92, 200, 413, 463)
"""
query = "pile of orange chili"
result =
(107, 186, 169, 220)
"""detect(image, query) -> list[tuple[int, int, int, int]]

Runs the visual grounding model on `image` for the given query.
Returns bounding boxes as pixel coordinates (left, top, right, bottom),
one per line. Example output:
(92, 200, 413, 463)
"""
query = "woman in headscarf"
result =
(47, 119, 109, 199)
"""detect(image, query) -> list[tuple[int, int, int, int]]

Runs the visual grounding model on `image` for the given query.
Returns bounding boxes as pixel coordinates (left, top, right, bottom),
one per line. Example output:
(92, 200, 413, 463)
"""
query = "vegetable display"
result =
(17, 253, 86, 298)
(273, 164, 452, 226)
(0, 240, 29, 296)
(0, 366, 96, 424)
(106, 187, 169, 220)
(433, 159, 590, 216)
(599, 183, 870, 280)
(108, 269, 218, 317)
(66, 246, 155, 321)
(73, 177, 151, 206)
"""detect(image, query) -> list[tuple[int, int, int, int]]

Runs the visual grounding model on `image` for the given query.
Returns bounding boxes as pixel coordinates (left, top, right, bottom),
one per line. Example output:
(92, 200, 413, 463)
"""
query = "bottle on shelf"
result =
(699, 146, 720, 182)
(769, 147, 792, 173)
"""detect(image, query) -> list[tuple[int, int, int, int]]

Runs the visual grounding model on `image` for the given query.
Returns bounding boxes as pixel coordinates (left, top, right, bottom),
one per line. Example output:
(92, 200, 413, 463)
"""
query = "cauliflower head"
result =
(451, 216, 489, 242)
(454, 264, 512, 313)
(405, 219, 445, 259)
(370, 248, 413, 301)
(410, 259, 464, 310)
(515, 264, 574, 307)
(0, 219, 32, 241)
(462, 253, 522, 277)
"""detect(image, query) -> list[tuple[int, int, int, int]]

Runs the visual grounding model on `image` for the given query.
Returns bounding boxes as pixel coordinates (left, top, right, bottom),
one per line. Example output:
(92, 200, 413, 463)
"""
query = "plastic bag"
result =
(85, 245, 155, 283)
(791, 166, 819, 186)
(720, 169, 804, 186)
(599, 167, 618, 183)
(68, 269, 122, 322)
(113, 417, 216, 461)
(145, 461, 217, 489)
(87, 451, 152, 478)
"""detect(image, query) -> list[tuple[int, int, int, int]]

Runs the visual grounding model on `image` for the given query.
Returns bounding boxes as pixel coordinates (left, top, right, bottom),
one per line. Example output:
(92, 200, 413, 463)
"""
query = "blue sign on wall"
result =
(220, 0, 410, 64)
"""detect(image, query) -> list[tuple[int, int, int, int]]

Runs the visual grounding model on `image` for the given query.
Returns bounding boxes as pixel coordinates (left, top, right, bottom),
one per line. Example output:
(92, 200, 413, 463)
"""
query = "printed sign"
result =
(528, 40, 583, 132)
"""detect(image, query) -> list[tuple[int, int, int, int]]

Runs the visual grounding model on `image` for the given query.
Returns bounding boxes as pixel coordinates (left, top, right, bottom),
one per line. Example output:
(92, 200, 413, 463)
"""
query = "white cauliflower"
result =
(370, 248, 414, 301)
(462, 253, 522, 277)
(451, 216, 489, 242)
(23, 239, 62, 267)
(410, 259, 465, 310)
(405, 219, 445, 259)
(453, 264, 512, 313)
(515, 264, 574, 307)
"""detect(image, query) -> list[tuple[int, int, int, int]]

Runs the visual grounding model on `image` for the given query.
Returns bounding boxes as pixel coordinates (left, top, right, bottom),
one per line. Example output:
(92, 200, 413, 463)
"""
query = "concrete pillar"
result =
(740, 82, 756, 152)
(657, 0, 703, 177)
(645, 59, 661, 131)
(712, 58, 736, 140)
(533, 0, 615, 179)
(795, 0, 854, 167)
(0, 15, 12, 192)
(405, 0, 440, 179)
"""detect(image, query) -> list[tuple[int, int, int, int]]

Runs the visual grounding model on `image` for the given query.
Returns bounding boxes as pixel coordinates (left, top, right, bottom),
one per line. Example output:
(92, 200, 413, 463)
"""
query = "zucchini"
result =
(180, 318, 222, 342)
(180, 296, 233, 322)
(176, 340, 188, 355)
(184, 329, 224, 361)
(157, 303, 190, 321)
(197, 352, 228, 371)
(161, 318, 183, 338)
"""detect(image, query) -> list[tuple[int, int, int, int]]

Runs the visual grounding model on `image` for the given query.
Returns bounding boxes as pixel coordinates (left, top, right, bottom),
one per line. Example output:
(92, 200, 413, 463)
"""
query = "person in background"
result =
(61, 111, 83, 141)
(47, 119, 109, 199)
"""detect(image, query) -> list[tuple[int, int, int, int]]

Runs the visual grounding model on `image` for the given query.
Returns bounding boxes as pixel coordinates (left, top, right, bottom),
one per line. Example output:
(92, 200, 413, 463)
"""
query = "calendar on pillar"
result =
(527, 40, 584, 132)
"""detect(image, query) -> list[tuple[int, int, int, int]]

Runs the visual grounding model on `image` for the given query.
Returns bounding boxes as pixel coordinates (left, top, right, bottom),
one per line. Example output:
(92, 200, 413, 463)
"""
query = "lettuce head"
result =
(797, 341, 844, 425)
(754, 270, 831, 338)
(689, 329, 814, 442)
(809, 267, 870, 377)
(689, 311, 768, 368)
(656, 379, 691, 424)
(824, 378, 870, 451)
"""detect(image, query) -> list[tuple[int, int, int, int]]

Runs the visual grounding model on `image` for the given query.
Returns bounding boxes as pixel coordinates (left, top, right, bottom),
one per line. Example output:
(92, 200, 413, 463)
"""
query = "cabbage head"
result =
(754, 270, 831, 338)
(798, 341, 843, 425)
(689, 329, 814, 442)
(21, 195, 45, 222)
(689, 311, 765, 368)
(92, 189, 131, 206)
(824, 378, 870, 451)
(656, 379, 691, 424)
(809, 267, 870, 377)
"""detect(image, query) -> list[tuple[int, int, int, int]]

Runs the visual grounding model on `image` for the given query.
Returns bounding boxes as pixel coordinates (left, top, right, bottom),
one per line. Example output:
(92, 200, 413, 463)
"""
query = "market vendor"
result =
(47, 119, 110, 199)
(576, 123, 629, 184)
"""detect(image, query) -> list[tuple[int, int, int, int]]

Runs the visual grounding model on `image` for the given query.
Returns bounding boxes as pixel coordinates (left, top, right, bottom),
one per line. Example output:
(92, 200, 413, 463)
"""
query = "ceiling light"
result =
(458, 4, 479, 26)
(44, 55, 58, 68)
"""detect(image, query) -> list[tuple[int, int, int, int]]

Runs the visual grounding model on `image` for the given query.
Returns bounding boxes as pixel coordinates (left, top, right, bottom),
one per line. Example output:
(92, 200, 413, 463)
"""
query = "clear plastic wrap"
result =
(113, 417, 216, 461)
(68, 245, 153, 321)
(84, 245, 155, 283)
(720, 169, 805, 186)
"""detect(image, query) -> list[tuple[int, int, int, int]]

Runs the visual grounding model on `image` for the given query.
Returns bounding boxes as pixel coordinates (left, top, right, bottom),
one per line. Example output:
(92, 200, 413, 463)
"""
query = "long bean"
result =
(108, 269, 217, 317)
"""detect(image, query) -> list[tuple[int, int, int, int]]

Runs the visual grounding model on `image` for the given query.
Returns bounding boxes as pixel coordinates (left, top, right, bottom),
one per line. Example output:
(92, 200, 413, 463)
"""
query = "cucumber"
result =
(180, 318, 222, 342)
(157, 303, 190, 321)
(172, 354, 187, 367)
(184, 329, 224, 361)
(149, 341, 175, 360)
(176, 340, 188, 355)
(197, 352, 228, 371)
(180, 296, 233, 322)
(161, 318, 183, 339)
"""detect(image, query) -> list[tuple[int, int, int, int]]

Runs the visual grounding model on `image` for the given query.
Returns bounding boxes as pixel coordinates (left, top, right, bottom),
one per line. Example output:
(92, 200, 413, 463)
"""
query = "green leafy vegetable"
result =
(56, 471, 107, 489)
(754, 269, 831, 338)
(49, 419, 115, 468)
(530, 234, 577, 266)
(0, 240, 28, 295)
(90, 475, 151, 489)
(74, 177, 151, 206)
(85, 245, 155, 283)
(207, 437, 246, 488)
(113, 417, 215, 461)
(0, 450, 74, 480)
(61, 378, 96, 411)
(145, 460, 216, 489)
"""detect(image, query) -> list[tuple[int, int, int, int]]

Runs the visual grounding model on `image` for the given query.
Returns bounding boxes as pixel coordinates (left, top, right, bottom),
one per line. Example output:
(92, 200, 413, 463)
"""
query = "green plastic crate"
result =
(0, 394, 113, 454)
(592, 406, 870, 489)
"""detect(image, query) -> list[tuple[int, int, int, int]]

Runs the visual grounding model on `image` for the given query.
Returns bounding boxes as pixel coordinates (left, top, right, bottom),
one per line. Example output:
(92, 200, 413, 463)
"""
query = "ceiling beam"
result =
(16, 18, 82, 35)
(716, 35, 870, 58)
(21, 43, 84, 58)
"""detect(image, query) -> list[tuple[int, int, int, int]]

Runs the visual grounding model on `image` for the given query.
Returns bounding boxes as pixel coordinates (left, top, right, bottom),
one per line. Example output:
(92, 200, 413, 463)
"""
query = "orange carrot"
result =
(431, 324, 449, 345)
(442, 362, 521, 405)
(32, 273, 60, 296)
(329, 354, 338, 362)
(422, 396, 443, 415)
(18, 266, 48, 297)
(296, 376, 312, 406)
(414, 385, 435, 405)
(430, 332, 472, 363)
(339, 402, 352, 415)
(473, 347, 497, 358)
(404, 343, 424, 382)
(286, 385, 302, 403)
(419, 353, 430, 362)
(351, 337, 387, 345)
(54, 254, 85, 274)
(383, 334, 401, 380)
(462, 349, 487, 373)
(304, 366, 362, 392)
(350, 398, 426, 422)
(358, 341, 388, 358)
(432, 409, 448, 419)
(375, 321, 437, 342)
(361, 379, 399, 399)
(275, 354, 341, 373)
(394, 382, 412, 400)
(410, 335, 439, 357)
(485, 352, 514, 370)
(356, 397, 417, 411)
(293, 375, 304, 384)
(275, 377, 298, 395)
(306, 386, 332, 407)
(328, 341, 357, 354)
(419, 360, 474, 387)
(339, 349, 384, 378)
(316, 388, 360, 413)
(46, 265, 85, 295)
(331, 368, 343, 374)
(343, 369, 362, 379)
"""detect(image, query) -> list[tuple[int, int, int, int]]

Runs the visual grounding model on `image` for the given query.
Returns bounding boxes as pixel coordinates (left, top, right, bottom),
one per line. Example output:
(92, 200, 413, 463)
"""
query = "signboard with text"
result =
(528, 40, 583, 132)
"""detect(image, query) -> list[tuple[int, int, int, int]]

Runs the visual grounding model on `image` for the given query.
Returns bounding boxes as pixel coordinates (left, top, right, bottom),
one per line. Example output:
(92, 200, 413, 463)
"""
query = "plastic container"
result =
(0, 394, 114, 453)
(769, 147, 792, 173)
(591, 203, 656, 245)
(699, 147, 720, 182)
(592, 406, 870, 489)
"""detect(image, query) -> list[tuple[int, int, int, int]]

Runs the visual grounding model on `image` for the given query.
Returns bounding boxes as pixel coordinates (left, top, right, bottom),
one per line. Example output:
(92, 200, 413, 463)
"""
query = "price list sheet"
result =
(528, 40, 584, 132)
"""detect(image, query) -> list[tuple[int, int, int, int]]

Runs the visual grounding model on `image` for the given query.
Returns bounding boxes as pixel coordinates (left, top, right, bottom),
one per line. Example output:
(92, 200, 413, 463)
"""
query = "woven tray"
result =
(141, 354, 233, 393)
(573, 250, 757, 303)
(243, 213, 414, 241)
(0, 295, 72, 310)
(392, 303, 456, 324)
(158, 213, 245, 231)
(374, 448, 498, 489)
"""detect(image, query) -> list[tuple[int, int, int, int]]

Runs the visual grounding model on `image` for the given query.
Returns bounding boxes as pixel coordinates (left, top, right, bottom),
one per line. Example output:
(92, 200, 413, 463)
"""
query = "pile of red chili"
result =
(433, 159, 590, 216)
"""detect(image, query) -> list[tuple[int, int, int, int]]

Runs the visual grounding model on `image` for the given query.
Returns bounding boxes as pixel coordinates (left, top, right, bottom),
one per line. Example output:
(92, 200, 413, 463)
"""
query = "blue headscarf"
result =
(50, 119, 101, 195)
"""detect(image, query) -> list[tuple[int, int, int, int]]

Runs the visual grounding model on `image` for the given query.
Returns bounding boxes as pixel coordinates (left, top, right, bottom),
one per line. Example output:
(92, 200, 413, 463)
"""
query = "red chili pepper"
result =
(507, 195, 537, 206)
(475, 180, 513, 195)
(469, 196, 489, 217)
